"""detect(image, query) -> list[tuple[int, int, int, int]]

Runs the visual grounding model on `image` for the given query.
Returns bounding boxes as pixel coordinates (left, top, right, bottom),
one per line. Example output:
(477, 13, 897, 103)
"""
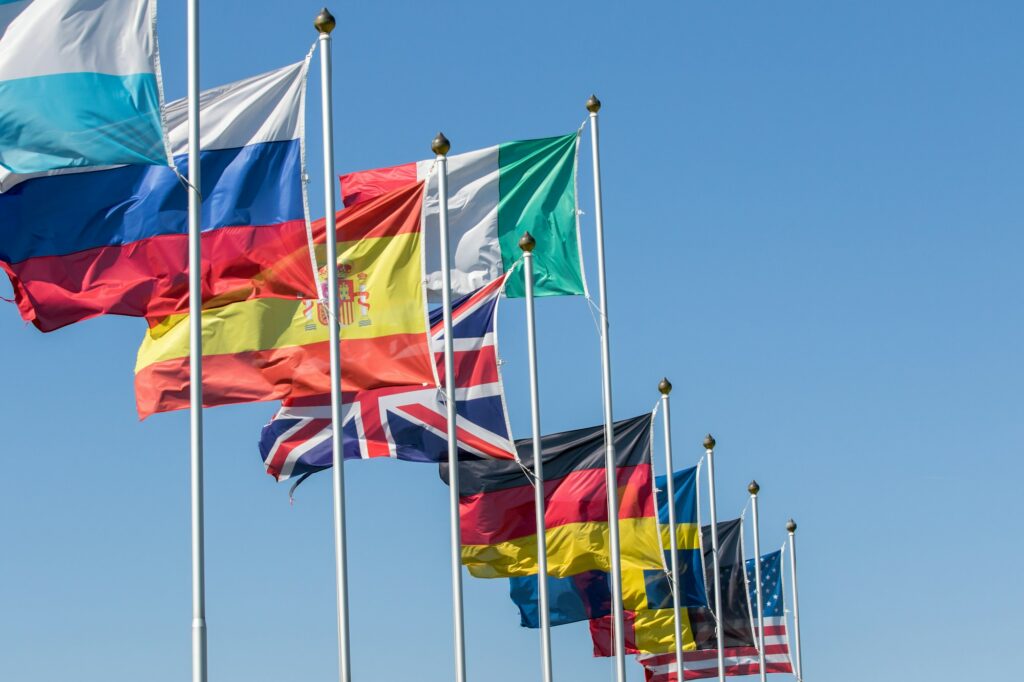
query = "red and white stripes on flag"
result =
(637, 616, 794, 681)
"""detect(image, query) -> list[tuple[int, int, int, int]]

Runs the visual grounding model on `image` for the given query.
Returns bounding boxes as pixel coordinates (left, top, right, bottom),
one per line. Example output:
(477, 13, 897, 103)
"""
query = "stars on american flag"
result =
(746, 550, 785, 617)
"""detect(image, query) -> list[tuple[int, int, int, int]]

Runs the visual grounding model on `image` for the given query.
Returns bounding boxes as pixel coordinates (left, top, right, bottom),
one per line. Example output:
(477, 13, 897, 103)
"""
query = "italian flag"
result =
(340, 133, 585, 299)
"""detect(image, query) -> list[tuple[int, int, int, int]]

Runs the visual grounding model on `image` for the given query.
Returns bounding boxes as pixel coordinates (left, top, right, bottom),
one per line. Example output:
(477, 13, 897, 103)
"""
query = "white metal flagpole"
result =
(185, 0, 206, 680)
(314, 9, 352, 682)
(703, 434, 725, 682)
(787, 518, 803, 682)
(433, 131, 468, 682)
(748, 481, 766, 682)
(586, 93, 626, 682)
(658, 378, 685, 681)
(520, 233, 554, 682)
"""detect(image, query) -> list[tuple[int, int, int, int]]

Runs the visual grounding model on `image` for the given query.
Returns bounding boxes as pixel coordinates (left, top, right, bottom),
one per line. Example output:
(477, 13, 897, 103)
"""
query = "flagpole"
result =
(520, 233, 554, 682)
(703, 434, 725, 682)
(434, 132, 468, 682)
(185, 0, 206, 679)
(748, 482, 766, 682)
(658, 379, 685, 680)
(786, 519, 803, 682)
(586, 93, 626, 682)
(315, 9, 352, 682)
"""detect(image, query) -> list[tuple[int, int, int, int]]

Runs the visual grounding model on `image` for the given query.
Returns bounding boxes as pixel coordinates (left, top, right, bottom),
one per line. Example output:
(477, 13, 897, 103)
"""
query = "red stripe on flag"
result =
(589, 609, 639, 657)
(459, 465, 652, 546)
(435, 347, 500, 387)
(135, 333, 434, 418)
(266, 417, 330, 479)
(397, 403, 512, 459)
(351, 391, 392, 458)
(339, 163, 418, 208)
(4, 220, 316, 332)
(313, 181, 424, 243)
(649, 659, 794, 682)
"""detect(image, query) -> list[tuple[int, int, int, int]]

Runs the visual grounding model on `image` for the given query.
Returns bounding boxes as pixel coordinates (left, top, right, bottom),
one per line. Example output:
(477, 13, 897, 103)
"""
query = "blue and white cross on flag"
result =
(0, 0, 168, 173)
(259, 274, 518, 482)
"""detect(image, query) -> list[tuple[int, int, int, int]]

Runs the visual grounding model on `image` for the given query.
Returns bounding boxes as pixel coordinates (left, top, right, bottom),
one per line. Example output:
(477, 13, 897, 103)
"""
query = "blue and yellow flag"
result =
(509, 466, 706, 635)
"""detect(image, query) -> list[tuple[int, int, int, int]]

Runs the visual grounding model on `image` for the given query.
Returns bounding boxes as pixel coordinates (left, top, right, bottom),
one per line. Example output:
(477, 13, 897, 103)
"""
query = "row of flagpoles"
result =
(423, 97, 809, 682)
(4, 4, 804, 681)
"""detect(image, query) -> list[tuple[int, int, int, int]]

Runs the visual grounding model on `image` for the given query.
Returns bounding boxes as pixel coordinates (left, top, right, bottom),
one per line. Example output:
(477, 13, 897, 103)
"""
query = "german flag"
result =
(440, 414, 664, 579)
(134, 182, 434, 417)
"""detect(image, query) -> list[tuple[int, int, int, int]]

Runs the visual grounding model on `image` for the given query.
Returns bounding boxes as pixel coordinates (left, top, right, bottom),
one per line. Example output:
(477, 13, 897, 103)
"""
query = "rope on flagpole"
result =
(647, 397, 670, 578)
(583, 294, 605, 339)
(297, 40, 321, 292)
(173, 167, 203, 200)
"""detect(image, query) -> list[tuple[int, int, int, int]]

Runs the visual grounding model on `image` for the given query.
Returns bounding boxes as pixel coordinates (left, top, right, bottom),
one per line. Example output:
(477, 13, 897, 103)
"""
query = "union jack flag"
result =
(259, 275, 517, 481)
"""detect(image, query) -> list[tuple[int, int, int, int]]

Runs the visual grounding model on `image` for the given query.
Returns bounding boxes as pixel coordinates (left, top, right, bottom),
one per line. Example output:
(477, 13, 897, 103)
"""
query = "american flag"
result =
(258, 275, 517, 481)
(638, 550, 794, 681)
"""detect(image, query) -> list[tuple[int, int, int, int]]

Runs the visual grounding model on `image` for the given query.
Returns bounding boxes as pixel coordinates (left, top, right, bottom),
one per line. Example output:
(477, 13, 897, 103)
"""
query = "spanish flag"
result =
(440, 414, 664, 579)
(134, 182, 435, 418)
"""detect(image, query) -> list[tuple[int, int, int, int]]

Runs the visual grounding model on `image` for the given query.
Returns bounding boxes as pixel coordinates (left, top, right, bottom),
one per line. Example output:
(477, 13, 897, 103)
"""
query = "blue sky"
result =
(2, 1, 1022, 680)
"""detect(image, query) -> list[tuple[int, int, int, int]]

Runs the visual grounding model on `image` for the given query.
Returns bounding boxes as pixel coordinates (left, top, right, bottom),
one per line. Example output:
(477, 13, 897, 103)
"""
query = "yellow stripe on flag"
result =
(632, 607, 699, 654)
(660, 522, 701, 551)
(461, 517, 663, 579)
(135, 232, 425, 371)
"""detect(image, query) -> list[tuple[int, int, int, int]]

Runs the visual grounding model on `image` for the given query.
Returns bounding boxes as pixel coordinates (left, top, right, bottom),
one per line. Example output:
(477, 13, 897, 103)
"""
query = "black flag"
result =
(691, 518, 756, 649)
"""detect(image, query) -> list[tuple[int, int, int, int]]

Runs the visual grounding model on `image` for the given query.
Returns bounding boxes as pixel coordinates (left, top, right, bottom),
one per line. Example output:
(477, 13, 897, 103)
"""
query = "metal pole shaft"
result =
(186, 1, 206, 680)
(660, 389, 685, 681)
(522, 246, 553, 682)
(704, 441, 725, 682)
(787, 523, 803, 682)
(436, 146, 468, 682)
(750, 486, 766, 682)
(587, 96, 626, 682)
(317, 18, 352, 682)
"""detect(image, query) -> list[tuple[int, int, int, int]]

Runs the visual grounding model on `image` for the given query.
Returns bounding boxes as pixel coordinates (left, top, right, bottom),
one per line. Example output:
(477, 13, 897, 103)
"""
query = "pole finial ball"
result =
(518, 231, 536, 253)
(658, 378, 672, 395)
(748, 480, 760, 496)
(786, 518, 797, 533)
(703, 433, 716, 450)
(586, 94, 601, 113)
(431, 132, 451, 157)
(314, 8, 336, 34)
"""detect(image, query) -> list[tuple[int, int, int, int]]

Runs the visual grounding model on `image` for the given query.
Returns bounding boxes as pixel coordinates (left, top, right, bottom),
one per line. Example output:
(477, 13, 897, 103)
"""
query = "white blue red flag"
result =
(259, 275, 517, 481)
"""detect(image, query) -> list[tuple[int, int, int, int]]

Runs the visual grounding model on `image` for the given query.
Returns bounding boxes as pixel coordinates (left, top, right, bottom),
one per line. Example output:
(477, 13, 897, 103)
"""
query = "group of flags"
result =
(0, 3, 806, 681)
(453, 433, 799, 679)
(638, 551, 796, 680)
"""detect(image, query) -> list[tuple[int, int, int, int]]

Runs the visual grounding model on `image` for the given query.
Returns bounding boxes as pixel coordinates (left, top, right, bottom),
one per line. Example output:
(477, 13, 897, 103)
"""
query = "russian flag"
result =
(0, 58, 318, 332)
